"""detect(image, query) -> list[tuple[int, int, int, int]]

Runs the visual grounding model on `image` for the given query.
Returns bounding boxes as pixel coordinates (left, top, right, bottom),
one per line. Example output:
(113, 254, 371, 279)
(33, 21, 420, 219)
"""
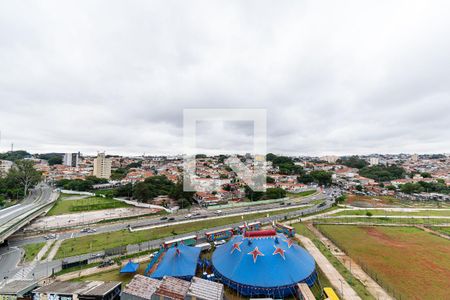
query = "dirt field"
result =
(345, 194, 450, 208)
(316, 225, 450, 300)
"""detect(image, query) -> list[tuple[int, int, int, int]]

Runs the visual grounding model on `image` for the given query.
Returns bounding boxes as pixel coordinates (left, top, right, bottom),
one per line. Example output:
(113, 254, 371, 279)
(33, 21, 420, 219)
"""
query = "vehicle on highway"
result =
(168, 217, 175, 221)
(160, 216, 168, 220)
(215, 210, 222, 215)
(185, 214, 192, 219)
(81, 228, 96, 233)
(44, 233, 57, 240)
(91, 253, 103, 259)
(98, 260, 114, 268)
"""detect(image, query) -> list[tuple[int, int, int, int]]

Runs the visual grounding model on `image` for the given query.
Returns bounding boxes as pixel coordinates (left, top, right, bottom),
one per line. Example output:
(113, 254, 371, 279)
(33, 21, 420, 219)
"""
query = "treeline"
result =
(297, 170, 332, 186)
(266, 153, 304, 175)
(98, 176, 194, 208)
(267, 153, 332, 186)
(55, 176, 109, 191)
(400, 180, 449, 194)
(245, 186, 287, 201)
(359, 165, 405, 182)
(337, 156, 368, 169)
(0, 150, 31, 161)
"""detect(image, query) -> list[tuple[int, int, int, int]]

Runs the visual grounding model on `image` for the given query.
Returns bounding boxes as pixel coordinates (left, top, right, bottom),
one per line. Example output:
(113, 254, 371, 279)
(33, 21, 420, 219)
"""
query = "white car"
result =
(213, 240, 226, 247)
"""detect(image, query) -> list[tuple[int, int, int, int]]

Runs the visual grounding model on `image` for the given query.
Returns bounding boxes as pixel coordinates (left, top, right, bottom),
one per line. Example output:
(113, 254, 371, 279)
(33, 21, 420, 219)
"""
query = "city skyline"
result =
(1, 1, 450, 156)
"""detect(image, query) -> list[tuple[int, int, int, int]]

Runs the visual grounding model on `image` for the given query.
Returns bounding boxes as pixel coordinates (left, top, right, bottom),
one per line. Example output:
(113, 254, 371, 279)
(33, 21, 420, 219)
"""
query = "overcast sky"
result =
(0, 1, 449, 156)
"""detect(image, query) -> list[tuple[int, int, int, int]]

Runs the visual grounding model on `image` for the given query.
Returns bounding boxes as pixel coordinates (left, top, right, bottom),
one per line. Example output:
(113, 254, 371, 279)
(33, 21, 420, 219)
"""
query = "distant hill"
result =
(0, 150, 31, 161)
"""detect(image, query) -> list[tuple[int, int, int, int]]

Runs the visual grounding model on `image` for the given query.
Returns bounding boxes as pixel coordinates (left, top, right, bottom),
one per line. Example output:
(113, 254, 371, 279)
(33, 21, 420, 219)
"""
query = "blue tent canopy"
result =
(120, 261, 140, 273)
(211, 233, 317, 297)
(149, 243, 201, 280)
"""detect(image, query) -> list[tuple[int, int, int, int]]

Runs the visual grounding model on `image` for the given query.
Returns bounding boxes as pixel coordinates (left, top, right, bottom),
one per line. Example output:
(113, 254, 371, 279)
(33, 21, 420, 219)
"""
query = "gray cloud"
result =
(0, 0, 449, 156)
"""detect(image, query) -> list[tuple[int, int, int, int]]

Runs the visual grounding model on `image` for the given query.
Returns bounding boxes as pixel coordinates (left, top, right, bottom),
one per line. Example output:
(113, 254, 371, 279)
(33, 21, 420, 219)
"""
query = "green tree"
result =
(8, 160, 42, 196)
(310, 170, 332, 186)
(337, 156, 368, 169)
(359, 165, 405, 182)
(48, 156, 63, 166)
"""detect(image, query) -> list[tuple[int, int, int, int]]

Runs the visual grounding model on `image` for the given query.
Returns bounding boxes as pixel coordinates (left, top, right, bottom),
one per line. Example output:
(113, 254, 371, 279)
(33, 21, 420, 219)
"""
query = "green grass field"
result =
(287, 190, 317, 198)
(431, 226, 450, 236)
(55, 206, 309, 259)
(314, 216, 450, 225)
(47, 195, 130, 216)
(293, 223, 375, 300)
(22, 242, 45, 262)
(333, 209, 450, 217)
(316, 225, 450, 300)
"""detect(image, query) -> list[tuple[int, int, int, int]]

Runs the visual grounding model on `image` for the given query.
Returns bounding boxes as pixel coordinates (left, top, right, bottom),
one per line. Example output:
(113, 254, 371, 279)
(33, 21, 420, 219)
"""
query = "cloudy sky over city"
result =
(1, 1, 449, 156)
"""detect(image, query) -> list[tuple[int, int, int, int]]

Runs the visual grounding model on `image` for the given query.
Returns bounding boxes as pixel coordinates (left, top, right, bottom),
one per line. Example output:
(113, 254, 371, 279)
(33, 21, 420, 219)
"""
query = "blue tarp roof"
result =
(150, 243, 201, 280)
(212, 233, 316, 288)
(120, 261, 140, 273)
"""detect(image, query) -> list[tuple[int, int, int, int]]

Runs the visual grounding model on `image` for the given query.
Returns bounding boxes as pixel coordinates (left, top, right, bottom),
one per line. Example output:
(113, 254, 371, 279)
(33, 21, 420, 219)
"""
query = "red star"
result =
(273, 245, 286, 259)
(230, 241, 243, 254)
(248, 247, 264, 263)
(285, 239, 294, 248)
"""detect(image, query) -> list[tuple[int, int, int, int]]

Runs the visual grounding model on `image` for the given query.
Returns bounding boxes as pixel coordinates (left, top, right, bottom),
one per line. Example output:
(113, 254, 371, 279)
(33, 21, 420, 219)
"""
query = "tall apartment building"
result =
(0, 160, 13, 177)
(369, 157, 379, 166)
(320, 155, 339, 163)
(93, 152, 112, 179)
(63, 153, 79, 167)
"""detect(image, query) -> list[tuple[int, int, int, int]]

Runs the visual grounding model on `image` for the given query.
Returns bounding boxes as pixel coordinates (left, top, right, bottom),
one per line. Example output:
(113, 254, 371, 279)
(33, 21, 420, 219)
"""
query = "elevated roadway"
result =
(0, 184, 58, 245)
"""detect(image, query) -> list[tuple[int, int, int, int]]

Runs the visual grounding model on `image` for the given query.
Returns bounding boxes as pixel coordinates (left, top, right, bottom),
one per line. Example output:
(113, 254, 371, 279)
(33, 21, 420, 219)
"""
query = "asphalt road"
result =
(0, 184, 56, 242)
(1, 190, 334, 283)
(27, 198, 335, 281)
(0, 247, 23, 280)
(9, 191, 324, 246)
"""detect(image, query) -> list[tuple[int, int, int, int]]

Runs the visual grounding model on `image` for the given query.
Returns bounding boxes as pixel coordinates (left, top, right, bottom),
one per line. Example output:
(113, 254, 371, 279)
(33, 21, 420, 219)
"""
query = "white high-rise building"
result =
(0, 160, 13, 177)
(369, 157, 379, 166)
(93, 152, 112, 179)
(63, 153, 79, 167)
(321, 155, 339, 163)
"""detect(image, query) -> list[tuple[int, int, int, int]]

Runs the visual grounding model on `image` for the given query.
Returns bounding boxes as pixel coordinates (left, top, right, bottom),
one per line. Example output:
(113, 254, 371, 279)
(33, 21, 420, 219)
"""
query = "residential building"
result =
(93, 152, 112, 179)
(63, 153, 80, 167)
(0, 160, 13, 177)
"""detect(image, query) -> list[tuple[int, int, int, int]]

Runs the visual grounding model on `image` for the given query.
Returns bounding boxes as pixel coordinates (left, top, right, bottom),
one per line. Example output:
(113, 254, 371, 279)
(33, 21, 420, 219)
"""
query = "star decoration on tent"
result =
(176, 248, 181, 256)
(284, 239, 294, 248)
(273, 245, 286, 259)
(248, 246, 264, 263)
(230, 241, 243, 254)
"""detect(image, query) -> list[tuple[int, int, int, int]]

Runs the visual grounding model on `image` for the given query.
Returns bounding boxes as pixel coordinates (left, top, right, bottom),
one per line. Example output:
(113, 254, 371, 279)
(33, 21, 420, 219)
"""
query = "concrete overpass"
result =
(0, 184, 59, 245)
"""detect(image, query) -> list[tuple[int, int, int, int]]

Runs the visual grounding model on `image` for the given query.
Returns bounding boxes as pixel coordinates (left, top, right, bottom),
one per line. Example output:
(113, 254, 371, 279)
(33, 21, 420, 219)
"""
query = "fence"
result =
(316, 224, 407, 300)
(313, 216, 450, 226)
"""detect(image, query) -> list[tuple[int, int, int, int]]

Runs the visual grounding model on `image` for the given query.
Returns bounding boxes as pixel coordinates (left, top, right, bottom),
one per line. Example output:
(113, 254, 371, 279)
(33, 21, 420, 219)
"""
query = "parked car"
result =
(213, 240, 226, 247)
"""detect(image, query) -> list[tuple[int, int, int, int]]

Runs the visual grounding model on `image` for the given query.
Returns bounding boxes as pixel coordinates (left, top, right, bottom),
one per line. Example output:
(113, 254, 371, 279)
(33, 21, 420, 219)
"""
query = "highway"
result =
(9, 192, 325, 246)
(0, 184, 58, 245)
(0, 189, 335, 283)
